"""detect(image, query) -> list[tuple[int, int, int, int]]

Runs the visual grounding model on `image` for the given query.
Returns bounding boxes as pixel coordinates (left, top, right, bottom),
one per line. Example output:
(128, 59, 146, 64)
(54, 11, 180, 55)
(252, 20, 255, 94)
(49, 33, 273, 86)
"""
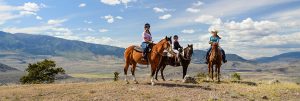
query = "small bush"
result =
(231, 72, 241, 81)
(20, 59, 65, 84)
(113, 72, 119, 81)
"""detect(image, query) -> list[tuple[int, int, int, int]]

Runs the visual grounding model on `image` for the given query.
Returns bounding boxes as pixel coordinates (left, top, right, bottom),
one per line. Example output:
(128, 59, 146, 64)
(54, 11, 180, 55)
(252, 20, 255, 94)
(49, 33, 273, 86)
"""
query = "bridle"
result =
(182, 47, 193, 61)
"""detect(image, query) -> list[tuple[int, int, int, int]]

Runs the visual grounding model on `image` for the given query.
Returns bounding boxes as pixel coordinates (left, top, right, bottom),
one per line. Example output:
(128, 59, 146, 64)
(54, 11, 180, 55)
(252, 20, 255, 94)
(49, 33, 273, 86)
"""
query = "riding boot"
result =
(205, 52, 209, 64)
(221, 49, 227, 63)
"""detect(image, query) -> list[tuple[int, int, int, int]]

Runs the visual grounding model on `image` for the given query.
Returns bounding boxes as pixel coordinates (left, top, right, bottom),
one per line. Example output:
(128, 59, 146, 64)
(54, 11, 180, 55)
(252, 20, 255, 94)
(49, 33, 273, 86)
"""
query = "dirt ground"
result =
(0, 79, 299, 101)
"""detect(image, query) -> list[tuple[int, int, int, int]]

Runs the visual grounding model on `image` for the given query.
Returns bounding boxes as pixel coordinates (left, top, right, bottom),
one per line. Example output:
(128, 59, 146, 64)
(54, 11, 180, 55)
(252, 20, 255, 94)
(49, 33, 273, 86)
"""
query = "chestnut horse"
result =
(155, 44, 193, 81)
(124, 36, 172, 85)
(208, 43, 222, 82)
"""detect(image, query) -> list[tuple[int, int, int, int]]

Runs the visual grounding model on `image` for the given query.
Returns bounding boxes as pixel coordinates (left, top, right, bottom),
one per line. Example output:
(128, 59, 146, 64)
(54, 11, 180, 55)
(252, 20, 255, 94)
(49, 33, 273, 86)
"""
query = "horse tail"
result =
(124, 46, 135, 65)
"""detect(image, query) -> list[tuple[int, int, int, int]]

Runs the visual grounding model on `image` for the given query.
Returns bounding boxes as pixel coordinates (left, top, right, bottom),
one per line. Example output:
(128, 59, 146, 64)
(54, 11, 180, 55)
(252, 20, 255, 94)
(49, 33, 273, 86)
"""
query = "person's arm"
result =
(178, 42, 183, 49)
(209, 36, 213, 44)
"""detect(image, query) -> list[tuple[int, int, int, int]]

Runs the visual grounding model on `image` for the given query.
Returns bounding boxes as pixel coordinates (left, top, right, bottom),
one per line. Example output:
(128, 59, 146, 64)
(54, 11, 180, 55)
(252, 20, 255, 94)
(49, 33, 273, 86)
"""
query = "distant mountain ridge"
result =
(0, 63, 18, 72)
(192, 50, 249, 64)
(253, 51, 300, 63)
(3, 31, 297, 64)
(0, 31, 125, 59)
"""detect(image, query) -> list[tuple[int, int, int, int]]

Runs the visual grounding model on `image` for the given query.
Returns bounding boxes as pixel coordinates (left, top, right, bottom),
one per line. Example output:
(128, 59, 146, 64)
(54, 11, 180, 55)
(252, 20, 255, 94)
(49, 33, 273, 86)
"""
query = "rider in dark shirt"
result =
(173, 35, 182, 50)
(173, 35, 182, 66)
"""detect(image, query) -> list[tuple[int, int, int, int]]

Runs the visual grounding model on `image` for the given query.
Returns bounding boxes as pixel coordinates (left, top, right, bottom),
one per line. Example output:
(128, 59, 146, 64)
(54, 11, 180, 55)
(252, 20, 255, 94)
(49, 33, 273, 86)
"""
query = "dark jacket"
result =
(173, 41, 182, 50)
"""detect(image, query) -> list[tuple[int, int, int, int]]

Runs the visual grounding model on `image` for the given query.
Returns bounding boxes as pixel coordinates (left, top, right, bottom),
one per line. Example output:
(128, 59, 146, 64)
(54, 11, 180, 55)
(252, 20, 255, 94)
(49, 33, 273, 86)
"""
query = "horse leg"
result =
(161, 65, 166, 81)
(207, 63, 211, 81)
(131, 63, 138, 84)
(211, 64, 214, 81)
(155, 64, 160, 81)
(124, 63, 130, 84)
(150, 64, 157, 86)
(182, 66, 187, 79)
(217, 64, 221, 82)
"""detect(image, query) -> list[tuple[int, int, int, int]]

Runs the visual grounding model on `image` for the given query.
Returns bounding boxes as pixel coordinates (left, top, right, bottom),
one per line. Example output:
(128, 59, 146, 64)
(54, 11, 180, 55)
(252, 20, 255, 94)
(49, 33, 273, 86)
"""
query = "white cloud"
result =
(102, 15, 122, 23)
(181, 29, 195, 34)
(115, 16, 123, 19)
(101, 0, 120, 5)
(153, 7, 174, 13)
(79, 3, 86, 7)
(193, 15, 292, 58)
(186, 8, 200, 13)
(47, 19, 67, 25)
(84, 20, 92, 24)
(102, 15, 114, 23)
(82, 36, 120, 46)
(0, 13, 21, 24)
(195, 15, 222, 25)
(100, 0, 134, 7)
(159, 14, 172, 20)
(0, 2, 46, 24)
(22, 2, 40, 12)
(193, 1, 204, 6)
(156, 0, 295, 30)
(36, 16, 42, 20)
(99, 29, 109, 33)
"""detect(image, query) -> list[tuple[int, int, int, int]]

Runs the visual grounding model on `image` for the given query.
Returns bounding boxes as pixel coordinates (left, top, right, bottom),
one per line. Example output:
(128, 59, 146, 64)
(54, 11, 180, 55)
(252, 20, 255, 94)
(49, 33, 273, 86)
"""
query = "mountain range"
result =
(0, 31, 299, 64)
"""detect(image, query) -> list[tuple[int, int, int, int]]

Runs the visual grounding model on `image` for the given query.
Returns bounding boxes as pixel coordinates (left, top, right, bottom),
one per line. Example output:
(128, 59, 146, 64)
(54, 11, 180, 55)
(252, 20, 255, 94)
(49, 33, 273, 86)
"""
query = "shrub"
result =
(20, 59, 65, 84)
(231, 72, 241, 81)
(195, 72, 206, 78)
(114, 72, 119, 81)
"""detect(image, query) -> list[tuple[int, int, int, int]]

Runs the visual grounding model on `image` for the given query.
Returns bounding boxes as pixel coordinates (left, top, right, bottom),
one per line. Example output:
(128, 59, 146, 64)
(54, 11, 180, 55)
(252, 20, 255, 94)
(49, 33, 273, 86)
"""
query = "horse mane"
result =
(152, 38, 167, 50)
(210, 45, 221, 62)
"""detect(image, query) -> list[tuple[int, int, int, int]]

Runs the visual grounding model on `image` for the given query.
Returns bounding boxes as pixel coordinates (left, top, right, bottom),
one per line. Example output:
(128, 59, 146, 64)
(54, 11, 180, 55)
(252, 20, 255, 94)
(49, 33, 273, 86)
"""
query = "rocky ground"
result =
(0, 79, 299, 101)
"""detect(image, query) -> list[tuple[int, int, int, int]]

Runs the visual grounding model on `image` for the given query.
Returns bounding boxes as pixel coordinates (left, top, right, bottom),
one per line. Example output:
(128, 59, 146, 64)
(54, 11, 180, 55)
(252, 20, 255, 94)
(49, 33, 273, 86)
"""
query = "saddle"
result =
(134, 46, 152, 53)
(133, 46, 143, 52)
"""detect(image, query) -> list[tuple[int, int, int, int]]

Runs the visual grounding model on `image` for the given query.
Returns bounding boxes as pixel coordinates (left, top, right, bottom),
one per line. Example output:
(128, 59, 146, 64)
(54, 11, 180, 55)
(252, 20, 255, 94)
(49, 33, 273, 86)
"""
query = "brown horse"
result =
(208, 43, 222, 82)
(123, 36, 172, 85)
(155, 44, 193, 81)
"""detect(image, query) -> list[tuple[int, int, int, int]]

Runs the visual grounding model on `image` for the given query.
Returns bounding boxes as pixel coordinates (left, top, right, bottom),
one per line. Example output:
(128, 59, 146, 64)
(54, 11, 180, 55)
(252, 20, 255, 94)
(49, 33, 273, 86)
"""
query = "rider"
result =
(141, 23, 152, 60)
(173, 35, 182, 65)
(205, 29, 227, 64)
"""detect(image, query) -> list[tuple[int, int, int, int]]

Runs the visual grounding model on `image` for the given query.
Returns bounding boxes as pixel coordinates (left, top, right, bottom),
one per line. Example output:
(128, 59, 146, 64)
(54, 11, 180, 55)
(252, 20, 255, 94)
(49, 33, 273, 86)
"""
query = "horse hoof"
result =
(151, 82, 155, 86)
(162, 79, 166, 81)
(126, 81, 129, 84)
(134, 80, 139, 84)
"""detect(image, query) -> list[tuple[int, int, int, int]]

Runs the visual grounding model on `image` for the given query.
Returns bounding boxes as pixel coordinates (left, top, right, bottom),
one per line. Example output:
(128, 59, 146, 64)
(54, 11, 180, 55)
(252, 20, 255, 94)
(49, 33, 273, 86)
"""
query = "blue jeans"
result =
(141, 42, 149, 59)
(206, 47, 226, 62)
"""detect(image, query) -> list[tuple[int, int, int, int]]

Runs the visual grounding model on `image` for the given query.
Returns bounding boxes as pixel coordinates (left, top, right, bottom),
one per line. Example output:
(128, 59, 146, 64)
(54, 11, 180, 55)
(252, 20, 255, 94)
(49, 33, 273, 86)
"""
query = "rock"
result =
(268, 79, 280, 84)
(182, 75, 197, 84)
(262, 96, 268, 100)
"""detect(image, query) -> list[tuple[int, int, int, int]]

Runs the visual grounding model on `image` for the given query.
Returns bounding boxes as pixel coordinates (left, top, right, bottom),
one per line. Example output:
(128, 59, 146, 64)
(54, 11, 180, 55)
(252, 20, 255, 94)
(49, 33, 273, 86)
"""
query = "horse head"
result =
(211, 42, 219, 49)
(161, 36, 172, 52)
(184, 44, 193, 60)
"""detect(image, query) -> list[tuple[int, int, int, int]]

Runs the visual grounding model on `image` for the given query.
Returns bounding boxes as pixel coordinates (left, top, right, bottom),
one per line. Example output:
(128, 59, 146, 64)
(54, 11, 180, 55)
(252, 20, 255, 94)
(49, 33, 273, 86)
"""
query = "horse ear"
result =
(187, 44, 190, 46)
(165, 36, 167, 40)
(191, 44, 193, 47)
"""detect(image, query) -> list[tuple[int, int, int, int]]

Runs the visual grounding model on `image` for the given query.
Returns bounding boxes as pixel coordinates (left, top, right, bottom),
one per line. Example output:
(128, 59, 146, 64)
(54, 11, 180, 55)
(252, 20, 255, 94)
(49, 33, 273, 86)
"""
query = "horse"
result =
(123, 36, 172, 85)
(207, 43, 222, 82)
(155, 44, 193, 81)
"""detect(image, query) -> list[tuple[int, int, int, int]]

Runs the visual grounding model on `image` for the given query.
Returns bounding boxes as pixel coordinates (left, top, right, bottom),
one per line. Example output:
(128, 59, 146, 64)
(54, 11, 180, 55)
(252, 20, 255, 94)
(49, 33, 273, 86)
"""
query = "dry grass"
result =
(0, 79, 299, 101)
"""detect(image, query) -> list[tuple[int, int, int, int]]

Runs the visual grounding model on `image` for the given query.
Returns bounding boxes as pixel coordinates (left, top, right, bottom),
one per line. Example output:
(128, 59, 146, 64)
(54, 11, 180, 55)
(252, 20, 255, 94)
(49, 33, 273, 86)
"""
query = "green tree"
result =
(20, 59, 65, 84)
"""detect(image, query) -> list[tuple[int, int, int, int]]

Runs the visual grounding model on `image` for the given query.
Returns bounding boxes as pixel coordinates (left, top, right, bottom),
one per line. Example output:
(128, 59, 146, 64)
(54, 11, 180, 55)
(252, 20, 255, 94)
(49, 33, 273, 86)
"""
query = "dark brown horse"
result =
(123, 36, 172, 85)
(155, 44, 193, 81)
(208, 43, 222, 82)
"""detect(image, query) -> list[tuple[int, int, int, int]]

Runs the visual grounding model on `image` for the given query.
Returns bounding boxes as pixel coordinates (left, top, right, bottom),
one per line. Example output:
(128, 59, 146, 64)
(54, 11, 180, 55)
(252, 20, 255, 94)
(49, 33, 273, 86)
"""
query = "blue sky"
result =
(0, 0, 300, 59)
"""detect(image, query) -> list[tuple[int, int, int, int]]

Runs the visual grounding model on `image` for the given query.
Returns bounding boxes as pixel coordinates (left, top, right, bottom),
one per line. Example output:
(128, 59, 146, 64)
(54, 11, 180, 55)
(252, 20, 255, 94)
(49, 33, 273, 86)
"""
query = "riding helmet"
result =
(144, 23, 150, 28)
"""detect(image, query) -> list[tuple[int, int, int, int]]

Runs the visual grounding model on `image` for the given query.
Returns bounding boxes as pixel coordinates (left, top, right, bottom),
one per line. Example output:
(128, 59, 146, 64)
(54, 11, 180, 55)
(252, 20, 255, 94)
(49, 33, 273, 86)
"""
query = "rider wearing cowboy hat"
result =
(205, 28, 227, 64)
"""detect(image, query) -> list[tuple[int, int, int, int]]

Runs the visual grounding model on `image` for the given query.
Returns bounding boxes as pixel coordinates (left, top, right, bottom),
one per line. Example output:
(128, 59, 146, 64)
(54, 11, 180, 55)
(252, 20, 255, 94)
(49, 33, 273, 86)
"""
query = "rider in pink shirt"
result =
(141, 23, 152, 60)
